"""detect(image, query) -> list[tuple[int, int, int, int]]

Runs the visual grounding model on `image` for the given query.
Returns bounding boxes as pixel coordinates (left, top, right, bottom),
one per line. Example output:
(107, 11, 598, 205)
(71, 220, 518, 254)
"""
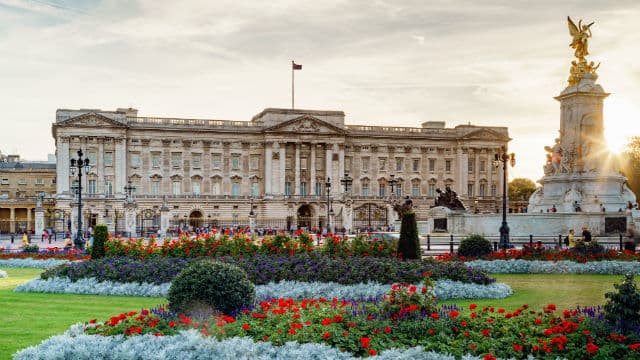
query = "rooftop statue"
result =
(567, 17, 599, 86)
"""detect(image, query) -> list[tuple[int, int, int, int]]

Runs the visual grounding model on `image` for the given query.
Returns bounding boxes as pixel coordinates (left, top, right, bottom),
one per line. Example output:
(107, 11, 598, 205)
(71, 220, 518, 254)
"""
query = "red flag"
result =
(292, 62, 302, 70)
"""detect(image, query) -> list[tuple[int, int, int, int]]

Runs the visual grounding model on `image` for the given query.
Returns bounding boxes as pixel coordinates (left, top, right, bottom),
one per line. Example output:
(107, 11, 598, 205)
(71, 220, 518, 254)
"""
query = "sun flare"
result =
(603, 100, 640, 154)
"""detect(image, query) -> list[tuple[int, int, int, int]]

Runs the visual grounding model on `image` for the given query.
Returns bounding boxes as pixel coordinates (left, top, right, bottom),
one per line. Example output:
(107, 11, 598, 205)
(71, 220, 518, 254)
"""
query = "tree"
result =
(508, 178, 537, 201)
(620, 137, 640, 198)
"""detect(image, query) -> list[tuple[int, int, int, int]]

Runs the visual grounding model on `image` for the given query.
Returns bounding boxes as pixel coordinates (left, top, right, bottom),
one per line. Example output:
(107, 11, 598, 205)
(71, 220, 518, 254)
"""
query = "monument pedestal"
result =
(124, 202, 137, 238)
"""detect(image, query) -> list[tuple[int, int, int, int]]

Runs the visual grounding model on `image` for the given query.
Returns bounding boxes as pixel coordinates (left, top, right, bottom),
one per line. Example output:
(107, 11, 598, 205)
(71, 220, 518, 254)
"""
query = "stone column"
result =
(160, 202, 170, 237)
(57, 137, 70, 195)
(9, 207, 15, 233)
(325, 144, 333, 192)
(115, 138, 127, 195)
(279, 142, 286, 195)
(264, 142, 273, 195)
(456, 147, 467, 195)
(342, 201, 353, 233)
(338, 145, 345, 191)
(97, 138, 104, 194)
(34, 200, 44, 236)
(294, 142, 301, 195)
(310, 144, 317, 195)
(27, 208, 32, 231)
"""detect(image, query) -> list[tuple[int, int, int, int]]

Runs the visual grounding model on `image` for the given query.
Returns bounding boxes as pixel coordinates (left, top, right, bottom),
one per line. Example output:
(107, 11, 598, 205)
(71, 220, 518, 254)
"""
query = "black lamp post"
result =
(340, 173, 353, 193)
(388, 174, 399, 198)
(69, 149, 90, 250)
(325, 177, 332, 233)
(494, 148, 516, 250)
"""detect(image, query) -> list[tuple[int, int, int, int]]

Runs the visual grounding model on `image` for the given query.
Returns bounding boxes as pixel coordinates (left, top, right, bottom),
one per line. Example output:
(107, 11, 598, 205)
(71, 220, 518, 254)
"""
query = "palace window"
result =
(379, 183, 386, 197)
(428, 181, 436, 197)
(105, 181, 113, 196)
(429, 159, 436, 172)
(468, 183, 474, 197)
(192, 154, 202, 169)
(151, 180, 160, 195)
(412, 181, 420, 197)
(250, 155, 260, 171)
(285, 181, 292, 196)
(345, 157, 352, 172)
(479, 182, 487, 197)
(231, 154, 241, 170)
(395, 157, 403, 171)
(212, 154, 222, 169)
(35, 178, 44, 185)
(480, 160, 486, 172)
(300, 157, 307, 170)
(412, 159, 420, 172)
(286, 156, 292, 170)
(18, 178, 26, 185)
(445, 159, 452, 172)
(1, 179, 8, 185)
(362, 157, 370, 172)
(231, 182, 241, 196)
(378, 157, 386, 171)
(491, 184, 497, 197)
(468, 158, 474, 172)
(315, 182, 323, 196)
(151, 153, 160, 168)
(251, 181, 259, 196)
(88, 180, 97, 194)
(395, 182, 403, 197)
(130, 153, 140, 168)
(361, 181, 369, 197)
(171, 153, 182, 169)
(172, 181, 181, 195)
(104, 152, 113, 167)
(212, 180, 221, 195)
(300, 182, 307, 196)
(88, 151, 97, 165)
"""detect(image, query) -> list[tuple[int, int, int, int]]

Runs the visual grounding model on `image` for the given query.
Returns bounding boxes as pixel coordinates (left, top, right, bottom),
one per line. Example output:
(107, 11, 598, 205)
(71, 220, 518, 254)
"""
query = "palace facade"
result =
(52, 107, 509, 235)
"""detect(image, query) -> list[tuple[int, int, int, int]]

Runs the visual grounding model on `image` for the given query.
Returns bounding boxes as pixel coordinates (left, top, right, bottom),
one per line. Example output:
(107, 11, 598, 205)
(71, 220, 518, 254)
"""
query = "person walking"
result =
(581, 226, 592, 242)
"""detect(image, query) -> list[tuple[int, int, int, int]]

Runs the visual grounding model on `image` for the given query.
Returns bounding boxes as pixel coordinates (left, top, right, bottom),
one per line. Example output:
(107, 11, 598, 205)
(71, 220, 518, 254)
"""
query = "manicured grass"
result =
(0, 267, 167, 359)
(0, 268, 629, 359)
(442, 273, 622, 311)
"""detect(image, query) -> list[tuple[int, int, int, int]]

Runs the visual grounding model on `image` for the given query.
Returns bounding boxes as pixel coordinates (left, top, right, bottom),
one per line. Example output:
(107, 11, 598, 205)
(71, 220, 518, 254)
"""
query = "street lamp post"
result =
(124, 180, 136, 203)
(340, 173, 353, 193)
(249, 196, 256, 233)
(388, 174, 399, 199)
(69, 149, 90, 250)
(325, 177, 332, 233)
(494, 148, 516, 250)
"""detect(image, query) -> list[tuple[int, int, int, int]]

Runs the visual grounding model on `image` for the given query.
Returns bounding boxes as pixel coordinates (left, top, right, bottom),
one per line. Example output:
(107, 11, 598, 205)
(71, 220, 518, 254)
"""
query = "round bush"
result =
(458, 234, 492, 258)
(167, 260, 256, 315)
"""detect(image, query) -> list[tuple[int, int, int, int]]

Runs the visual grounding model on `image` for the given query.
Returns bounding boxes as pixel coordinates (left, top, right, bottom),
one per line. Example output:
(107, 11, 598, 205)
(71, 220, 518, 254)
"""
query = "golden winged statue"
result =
(567, 16, 593, 60)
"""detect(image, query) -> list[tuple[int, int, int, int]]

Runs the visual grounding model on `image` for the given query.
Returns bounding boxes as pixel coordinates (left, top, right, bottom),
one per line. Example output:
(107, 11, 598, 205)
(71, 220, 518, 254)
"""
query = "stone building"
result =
(0, 156, 56, 234)
(52, 107, 509, 235)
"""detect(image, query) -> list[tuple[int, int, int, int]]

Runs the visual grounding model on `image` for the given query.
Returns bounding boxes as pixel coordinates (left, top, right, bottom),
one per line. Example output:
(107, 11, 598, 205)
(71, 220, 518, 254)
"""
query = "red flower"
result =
(383, 327, 392, 333)
(629, 343, 640, 351)
(449, 310, 460, 319)
(512, 344, 523, 351)
(323, 332, 331, 339)
(469, 304, 477, 310)
(469, 343, 476, 350)
(431, 313, 439, 319)
(484, 354, 496, 360)
(288, 329, 296, 335)
(242, 323, 250, 331)
(360, 337, 371, 349)
(586, 343, 599, 354)
(321, 318, 332, 326)
(481, 329, 491, 337)
(368, 349, 377, 356)
(168, 321, 177, 327)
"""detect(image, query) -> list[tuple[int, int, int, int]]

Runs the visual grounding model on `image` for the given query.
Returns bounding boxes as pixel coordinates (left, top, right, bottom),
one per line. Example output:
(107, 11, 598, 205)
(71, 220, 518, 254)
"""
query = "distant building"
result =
(0, 156, 56, 234)
(52, 107, 509, 235)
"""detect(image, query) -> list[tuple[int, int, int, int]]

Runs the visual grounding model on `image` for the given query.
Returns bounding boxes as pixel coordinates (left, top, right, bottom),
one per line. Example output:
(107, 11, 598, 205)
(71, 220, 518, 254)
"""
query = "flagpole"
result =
(291, 60, 295, 109)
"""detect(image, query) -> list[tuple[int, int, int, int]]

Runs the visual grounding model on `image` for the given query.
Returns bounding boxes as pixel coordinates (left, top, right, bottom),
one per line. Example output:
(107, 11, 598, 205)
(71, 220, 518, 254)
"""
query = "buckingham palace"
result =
(51, 107, 509, 235)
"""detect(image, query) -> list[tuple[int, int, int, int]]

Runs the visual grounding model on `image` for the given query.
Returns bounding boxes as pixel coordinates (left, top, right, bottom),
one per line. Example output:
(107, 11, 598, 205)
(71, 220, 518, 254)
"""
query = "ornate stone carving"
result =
(292, 119, 320, 133)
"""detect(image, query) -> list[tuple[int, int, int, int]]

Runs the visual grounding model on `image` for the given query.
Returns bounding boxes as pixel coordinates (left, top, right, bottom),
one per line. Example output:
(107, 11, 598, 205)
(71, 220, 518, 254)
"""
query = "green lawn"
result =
(0, 268, 167, 359)
(0, 268, 628, 359)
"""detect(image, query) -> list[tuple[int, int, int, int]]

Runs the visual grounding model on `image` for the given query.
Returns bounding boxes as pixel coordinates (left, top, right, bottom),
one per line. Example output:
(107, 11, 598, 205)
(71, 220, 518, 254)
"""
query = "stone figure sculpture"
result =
(434, 186, 466, 210)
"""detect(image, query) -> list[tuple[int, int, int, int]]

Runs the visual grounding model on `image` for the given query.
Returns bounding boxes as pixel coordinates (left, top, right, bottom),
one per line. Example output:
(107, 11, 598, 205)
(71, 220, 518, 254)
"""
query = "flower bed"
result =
(41, 255, 495, 285)
(104, 232, 398, 259)
(0, 258, 73, 269)
(15, 277, 512, 300)
(0, 248, 89, 261)
(438, 246, 640, 263)
(465, 259, 640, 275)
(0, 269, 7, 278)
(16, 302, 640, 359)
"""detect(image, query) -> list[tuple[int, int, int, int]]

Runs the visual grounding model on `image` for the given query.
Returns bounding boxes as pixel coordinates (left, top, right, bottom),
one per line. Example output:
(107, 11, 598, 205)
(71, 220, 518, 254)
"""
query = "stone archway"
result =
(297, 205, 314, 230)
(188, 210, 204, 229)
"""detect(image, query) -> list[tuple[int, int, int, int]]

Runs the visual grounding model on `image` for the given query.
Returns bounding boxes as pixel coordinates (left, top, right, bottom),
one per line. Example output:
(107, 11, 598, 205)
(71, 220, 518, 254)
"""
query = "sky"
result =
(1, 0, 640, 183)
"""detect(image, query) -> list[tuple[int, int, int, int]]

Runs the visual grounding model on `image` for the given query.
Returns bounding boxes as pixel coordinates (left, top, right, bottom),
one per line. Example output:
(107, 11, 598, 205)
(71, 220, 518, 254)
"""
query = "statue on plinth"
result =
(434, 186, 466, 210)
(567, 17, 599, 86)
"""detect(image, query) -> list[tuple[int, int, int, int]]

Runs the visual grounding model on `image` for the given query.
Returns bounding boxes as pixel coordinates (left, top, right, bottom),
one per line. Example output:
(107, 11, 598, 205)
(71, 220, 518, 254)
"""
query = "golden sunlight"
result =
(603, 100, 640, 154)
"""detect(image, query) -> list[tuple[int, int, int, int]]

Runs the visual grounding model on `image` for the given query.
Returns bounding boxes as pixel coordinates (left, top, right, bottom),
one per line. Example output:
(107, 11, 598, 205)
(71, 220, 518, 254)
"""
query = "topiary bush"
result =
(167, 260, 256, 315)
(91, 224, 108, 259)
(398, 211, 420, 259)
(457, 234, 492, 258)
(604, 273, 640, 332)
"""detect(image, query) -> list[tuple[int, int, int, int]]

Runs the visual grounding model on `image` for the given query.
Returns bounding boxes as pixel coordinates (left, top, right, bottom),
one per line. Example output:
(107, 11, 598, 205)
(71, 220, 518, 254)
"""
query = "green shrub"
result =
(20, 244, 39, 253)
(604, 273, 640, 332)
(167, 260, 256, 315)
(573, 240, 605, 256)
(398, 211, 420, 259)
(457, 234, 492, 258)
(91, 224, 108, 259)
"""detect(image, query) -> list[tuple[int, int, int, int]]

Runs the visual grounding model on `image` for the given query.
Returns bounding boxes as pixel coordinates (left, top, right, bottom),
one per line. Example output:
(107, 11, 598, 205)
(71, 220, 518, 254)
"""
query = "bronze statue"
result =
(434, 185, 466, 210)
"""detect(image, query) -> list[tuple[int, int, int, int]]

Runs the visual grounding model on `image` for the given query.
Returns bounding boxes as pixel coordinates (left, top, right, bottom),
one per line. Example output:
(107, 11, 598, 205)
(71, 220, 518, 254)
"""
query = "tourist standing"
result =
(581, 226, 592, 242)
(568, 229, 576, 248)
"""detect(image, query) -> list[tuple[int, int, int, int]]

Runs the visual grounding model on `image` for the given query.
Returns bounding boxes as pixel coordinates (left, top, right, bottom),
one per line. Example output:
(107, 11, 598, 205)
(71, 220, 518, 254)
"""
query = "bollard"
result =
(449, 234, 454, 254)
(529, 235, 533, 247)
(493, 241, 498, 252)
(427, 234, 431, 251)
(620, 233, 623, 251)
(558, 234, 562, 249)
(42, 234, 44, 242)
(11, 235, 14, 244)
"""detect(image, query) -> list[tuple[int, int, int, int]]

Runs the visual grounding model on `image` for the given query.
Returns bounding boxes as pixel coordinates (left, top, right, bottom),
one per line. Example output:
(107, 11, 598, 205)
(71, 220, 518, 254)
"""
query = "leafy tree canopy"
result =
(508, 178, 537, 201)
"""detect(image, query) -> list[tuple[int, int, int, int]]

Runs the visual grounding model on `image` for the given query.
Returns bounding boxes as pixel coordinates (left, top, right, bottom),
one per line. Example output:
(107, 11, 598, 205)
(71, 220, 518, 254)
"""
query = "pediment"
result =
(57, 112, 128, 128)
(263, 115, 346, 135)
(461, 129, 506, 141)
